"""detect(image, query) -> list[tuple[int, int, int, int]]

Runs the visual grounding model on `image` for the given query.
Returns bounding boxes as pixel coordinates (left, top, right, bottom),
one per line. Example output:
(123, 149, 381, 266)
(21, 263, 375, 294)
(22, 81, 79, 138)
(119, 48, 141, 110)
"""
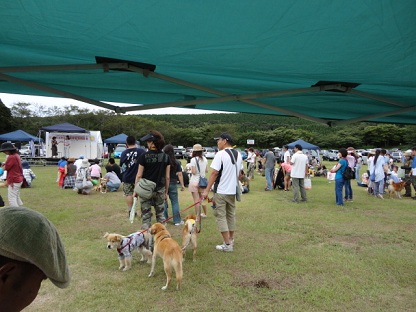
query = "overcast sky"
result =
(0, 93, 227, 115)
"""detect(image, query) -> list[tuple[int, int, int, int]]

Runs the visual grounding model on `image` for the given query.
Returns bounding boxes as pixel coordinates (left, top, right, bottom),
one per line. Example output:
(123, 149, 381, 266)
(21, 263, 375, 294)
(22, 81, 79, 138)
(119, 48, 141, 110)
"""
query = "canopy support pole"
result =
(127, 65, 338, 125)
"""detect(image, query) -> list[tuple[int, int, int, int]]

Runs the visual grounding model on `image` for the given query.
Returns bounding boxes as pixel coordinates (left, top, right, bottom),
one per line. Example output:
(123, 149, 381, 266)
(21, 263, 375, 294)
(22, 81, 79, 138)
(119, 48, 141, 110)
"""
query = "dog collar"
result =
(159, 234, 171, 242)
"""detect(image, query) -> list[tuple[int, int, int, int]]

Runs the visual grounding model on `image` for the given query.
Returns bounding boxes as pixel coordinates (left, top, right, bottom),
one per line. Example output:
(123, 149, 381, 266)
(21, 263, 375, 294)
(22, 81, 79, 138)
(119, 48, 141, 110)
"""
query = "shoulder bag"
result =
(343, 166, 355, 180)
(195, 158, 208, 188)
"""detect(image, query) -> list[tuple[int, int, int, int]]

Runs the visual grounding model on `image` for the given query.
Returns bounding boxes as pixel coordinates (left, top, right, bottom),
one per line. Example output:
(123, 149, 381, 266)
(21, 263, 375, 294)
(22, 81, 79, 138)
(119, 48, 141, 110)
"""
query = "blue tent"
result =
(103, 133, 127, 144)
(40, 122, 87, 133)
(287, 139, 320, 151)
(0, 130, 42, 143)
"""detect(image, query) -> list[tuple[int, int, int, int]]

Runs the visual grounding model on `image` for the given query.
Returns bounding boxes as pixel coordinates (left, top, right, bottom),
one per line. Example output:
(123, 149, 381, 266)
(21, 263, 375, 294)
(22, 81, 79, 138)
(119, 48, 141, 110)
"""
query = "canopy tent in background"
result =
(103, 133, 128, 144)
(286, 140, 320, 151)
(103, 133, 128, 159)
(287, 139, 320, 159)
(0, 1, 415, 125)
(0, 130, 43, 157)
(40, 122, 87, 133)
(0, 130, 42, 143)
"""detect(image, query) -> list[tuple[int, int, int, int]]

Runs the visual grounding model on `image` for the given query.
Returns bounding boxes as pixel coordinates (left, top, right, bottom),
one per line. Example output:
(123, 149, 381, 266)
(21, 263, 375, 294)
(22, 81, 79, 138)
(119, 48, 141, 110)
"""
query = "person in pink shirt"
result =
(89, 159, 102, 184)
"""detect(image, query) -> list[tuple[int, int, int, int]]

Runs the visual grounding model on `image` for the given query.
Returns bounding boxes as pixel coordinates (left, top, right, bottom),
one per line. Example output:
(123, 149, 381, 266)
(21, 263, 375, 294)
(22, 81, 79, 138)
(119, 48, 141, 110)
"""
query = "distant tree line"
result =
(1, 101, 415, 150)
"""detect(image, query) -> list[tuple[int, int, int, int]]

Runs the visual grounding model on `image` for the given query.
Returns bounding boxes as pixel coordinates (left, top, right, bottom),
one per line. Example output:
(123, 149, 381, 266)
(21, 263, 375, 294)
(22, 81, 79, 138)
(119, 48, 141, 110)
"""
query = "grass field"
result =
(2, 158, 415, 312)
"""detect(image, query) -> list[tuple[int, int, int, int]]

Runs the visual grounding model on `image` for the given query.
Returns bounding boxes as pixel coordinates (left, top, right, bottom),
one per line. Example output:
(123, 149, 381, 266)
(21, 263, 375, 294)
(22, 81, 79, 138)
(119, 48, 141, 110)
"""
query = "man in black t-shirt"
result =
(120, 136, 145, 216)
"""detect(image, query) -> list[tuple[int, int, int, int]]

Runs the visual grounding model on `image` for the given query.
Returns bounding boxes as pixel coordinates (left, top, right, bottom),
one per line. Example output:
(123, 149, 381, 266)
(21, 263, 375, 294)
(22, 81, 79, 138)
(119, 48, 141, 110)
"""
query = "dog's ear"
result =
(103, 232, 109, 238)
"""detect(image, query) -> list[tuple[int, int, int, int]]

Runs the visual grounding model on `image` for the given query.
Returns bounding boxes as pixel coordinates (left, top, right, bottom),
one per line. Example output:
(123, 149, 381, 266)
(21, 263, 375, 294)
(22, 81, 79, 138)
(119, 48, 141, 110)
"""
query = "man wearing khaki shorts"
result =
(202, 133, 242, 252)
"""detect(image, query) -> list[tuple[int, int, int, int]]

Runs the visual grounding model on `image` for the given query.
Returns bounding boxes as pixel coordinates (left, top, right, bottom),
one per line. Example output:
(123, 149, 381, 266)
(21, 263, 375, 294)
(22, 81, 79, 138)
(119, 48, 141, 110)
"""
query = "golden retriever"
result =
(182, 214, 197, 262)
(148, 223, 183, 290)
(387, 180, 406, 199)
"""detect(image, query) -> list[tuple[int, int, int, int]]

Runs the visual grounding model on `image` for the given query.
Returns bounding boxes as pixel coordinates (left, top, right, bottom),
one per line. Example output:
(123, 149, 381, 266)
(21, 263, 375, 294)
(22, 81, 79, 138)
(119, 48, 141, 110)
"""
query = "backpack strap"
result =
(224, 149, 239, 183)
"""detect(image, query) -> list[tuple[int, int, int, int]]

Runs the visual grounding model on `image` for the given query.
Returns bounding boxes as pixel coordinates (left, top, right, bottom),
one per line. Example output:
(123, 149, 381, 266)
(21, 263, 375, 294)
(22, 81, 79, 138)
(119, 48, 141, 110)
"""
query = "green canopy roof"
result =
(0, 1, 415, 125)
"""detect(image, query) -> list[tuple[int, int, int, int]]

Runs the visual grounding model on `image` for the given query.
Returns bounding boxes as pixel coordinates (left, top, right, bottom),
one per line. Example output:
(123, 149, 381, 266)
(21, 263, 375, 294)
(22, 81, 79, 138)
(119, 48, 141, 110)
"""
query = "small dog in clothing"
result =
(182, 214, 197, 262)
(148, 222, 183, 290)
(104, 231, 152, 271)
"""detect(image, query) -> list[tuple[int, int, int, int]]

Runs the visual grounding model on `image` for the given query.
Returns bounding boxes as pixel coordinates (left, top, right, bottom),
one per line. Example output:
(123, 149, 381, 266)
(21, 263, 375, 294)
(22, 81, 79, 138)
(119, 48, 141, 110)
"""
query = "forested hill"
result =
(150, 114, 328, 131)
(3, 99, 415, 149)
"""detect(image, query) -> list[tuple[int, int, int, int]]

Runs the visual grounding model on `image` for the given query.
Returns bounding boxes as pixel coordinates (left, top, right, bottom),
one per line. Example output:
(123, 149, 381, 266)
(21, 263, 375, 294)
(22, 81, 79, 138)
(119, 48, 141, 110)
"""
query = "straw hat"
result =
(192, 144, 204, 152)
(368, 149, 376, 155)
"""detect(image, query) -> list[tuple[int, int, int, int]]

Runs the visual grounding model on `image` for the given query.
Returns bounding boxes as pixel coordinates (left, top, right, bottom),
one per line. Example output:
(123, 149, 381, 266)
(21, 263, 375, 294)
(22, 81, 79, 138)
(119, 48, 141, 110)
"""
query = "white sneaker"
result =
(222, 239, 234, 246)
(174, 221, 184, 226)
(200, 213, 207, 218)
(215, 243, 233, 252)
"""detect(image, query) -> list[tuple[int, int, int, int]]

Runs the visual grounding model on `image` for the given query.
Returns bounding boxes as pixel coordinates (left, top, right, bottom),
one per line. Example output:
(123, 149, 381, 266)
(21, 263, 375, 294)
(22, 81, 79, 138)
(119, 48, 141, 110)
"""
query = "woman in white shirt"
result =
(246, 148, 256, 180)
(189, 144, 208, 218)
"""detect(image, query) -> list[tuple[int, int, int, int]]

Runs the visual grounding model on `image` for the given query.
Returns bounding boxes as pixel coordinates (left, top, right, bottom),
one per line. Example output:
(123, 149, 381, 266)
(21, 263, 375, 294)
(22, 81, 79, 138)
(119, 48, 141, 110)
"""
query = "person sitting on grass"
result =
(103, 171, 121, 192)
(239, 170, 250, 193)
(63, 157, 77, 189)
(74, 159, 94, 195)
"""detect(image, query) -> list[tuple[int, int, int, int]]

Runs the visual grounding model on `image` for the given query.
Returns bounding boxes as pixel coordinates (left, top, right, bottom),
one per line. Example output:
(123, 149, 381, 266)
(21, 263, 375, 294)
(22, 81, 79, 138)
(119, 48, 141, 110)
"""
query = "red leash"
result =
(137, 199, 203, 234)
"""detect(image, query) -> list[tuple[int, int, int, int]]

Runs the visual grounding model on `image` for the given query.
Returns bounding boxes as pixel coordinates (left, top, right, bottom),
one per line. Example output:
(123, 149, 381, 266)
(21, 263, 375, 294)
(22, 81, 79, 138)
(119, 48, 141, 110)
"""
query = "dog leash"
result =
(135, 199, 203, 234)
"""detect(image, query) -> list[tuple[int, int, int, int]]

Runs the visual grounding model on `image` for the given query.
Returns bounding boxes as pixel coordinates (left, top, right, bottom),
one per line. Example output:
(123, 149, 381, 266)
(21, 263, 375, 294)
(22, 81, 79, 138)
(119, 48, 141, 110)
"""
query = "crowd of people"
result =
(1, 135, 415, 310)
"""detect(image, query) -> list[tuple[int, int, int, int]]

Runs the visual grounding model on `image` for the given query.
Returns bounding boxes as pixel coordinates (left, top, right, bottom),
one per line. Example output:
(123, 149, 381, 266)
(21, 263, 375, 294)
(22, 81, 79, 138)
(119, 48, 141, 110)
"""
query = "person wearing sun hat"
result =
(0, 206, 70, 311)
(0, 142, 24, 207)
(74, 158, 93, 194)
(189, 143, 208, 219)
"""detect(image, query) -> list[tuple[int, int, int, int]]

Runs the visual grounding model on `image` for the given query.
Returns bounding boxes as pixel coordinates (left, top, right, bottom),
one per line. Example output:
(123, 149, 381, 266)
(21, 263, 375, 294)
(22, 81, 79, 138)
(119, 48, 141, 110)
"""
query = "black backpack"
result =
(343, 166, 355, 180)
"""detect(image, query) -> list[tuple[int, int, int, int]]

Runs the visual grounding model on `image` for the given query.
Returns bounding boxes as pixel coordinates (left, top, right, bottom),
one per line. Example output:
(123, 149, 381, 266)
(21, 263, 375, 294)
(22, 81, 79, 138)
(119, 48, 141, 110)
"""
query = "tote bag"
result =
(304, 177, 312, 190)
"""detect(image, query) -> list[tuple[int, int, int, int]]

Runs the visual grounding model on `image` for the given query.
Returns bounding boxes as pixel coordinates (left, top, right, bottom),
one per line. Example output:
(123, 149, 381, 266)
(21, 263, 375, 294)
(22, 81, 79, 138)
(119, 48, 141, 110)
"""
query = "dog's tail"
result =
(173, 258, 183, 290)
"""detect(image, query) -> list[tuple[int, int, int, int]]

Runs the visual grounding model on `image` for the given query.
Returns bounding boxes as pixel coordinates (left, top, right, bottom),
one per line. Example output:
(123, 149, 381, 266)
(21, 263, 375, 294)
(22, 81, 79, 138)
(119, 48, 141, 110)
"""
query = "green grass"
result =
(3, 159, 415, 312)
